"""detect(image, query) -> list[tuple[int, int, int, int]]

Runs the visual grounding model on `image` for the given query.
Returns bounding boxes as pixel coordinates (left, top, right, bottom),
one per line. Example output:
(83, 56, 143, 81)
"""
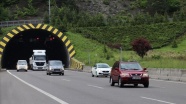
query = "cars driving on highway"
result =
(46, 60, 64, 75)
(110, 61, 149, 88)
(16, 60, 28, 72)
(91, 63, 111, 77)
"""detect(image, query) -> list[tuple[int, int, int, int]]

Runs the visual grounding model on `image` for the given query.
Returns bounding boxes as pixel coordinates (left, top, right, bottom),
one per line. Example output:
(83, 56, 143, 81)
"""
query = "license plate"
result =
(103, 73, 108, 75)
(132, 76, 141, 79)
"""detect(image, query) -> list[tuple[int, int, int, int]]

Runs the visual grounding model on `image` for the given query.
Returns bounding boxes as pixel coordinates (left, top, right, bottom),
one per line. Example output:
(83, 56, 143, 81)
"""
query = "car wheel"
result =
(96, 72, 99, 77)
(118, 77, 123, 88)
(46, 73, 48, 75)
(17, 70, 19, 72)
(110, 77, 115, 86)
(143, 82, 149, 88)
(134, 84, 138, 87)
(62, 73, 64, 76)
(92, 73, 94, 77)
(48, 73, 51, 75)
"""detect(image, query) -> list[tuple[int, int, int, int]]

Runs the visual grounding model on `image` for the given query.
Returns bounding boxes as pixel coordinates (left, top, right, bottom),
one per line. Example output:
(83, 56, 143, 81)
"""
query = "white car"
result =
(16, 60, 28, 72)
(91, 63, 111, 77)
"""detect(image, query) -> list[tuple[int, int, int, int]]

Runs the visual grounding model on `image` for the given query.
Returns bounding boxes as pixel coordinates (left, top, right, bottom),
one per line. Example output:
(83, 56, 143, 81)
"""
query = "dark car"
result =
(46, 60, 64, 75)
(110, 61, 149, 88)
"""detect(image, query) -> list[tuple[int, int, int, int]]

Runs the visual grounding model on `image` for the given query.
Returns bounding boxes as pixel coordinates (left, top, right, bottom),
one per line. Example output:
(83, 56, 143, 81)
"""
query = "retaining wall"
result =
(148, 68, 186, 82)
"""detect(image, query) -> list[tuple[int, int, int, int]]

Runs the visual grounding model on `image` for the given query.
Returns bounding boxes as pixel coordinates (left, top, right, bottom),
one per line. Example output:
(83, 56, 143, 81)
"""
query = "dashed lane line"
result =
(87, 84, 104, 89)
(141, 96, 176, 104)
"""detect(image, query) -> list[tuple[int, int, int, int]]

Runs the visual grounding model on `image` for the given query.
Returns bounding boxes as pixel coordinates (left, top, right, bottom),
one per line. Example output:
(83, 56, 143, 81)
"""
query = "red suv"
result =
(110, 61, 149, 88)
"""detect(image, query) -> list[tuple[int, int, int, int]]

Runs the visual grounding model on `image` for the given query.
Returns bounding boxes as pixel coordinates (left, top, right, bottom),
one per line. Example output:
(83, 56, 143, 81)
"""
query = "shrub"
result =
(103, 0, 110, 5)
(131, 37, 152, 58)
(172, 39, 178, 48)
(151, 55, 161, 59)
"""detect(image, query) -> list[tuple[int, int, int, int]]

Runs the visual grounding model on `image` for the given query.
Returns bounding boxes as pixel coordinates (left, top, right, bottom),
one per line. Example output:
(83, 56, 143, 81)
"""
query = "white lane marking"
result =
(152, 86, 166, 89)
(150, 79, 186, 84)
(88, 84, 104, 89)
(62, 79, 71, 82)
(7, 70, 69, 104)
(141, 96, 176, 104)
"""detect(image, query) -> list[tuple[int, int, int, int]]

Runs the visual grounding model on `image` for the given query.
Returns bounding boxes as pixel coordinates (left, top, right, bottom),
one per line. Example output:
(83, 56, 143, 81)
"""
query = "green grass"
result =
(67, 31, 186, 69)
(66, 31, 120, 66)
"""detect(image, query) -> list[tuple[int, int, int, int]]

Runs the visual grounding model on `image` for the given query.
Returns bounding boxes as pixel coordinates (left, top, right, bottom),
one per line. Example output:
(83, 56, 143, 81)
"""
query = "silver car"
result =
(46, 60, 64, 75)
(16, 60, 28, 72)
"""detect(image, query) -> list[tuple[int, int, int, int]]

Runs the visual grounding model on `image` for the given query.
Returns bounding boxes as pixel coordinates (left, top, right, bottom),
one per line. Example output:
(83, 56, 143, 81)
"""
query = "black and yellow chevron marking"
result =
(0, 23, 75, 58)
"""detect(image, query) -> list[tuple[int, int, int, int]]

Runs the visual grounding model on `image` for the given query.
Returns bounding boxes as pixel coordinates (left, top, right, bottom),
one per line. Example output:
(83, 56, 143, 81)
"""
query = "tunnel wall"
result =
(0, 23, 77, 70)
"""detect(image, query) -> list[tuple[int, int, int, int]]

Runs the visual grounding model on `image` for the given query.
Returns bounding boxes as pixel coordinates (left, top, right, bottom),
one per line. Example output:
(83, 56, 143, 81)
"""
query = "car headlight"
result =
(49, 67, 53, 70)
(143, 73, 149, 77)
(120, 73, 129, 77)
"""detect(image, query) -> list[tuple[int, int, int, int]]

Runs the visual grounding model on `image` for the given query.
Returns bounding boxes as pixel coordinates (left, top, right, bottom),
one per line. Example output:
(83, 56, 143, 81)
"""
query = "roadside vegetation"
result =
(1, 0, 186, 69)
(66, 32, 186, 69)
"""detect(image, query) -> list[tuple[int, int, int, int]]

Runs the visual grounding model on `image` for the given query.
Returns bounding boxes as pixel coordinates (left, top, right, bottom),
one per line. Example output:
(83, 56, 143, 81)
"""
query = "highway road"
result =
(0, 70, 186, 104)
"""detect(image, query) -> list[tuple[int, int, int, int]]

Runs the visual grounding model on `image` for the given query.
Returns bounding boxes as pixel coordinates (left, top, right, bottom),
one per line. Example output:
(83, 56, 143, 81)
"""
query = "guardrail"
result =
(0, 19, 43, 27)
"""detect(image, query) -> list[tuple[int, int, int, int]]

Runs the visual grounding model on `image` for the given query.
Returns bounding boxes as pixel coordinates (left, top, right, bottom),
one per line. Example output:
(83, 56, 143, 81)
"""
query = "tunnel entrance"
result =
(0, 24, 75, 69)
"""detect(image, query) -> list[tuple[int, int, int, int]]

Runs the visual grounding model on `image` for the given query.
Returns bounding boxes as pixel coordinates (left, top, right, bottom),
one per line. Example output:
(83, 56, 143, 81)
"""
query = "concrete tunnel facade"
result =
(0, 23, 76, 69)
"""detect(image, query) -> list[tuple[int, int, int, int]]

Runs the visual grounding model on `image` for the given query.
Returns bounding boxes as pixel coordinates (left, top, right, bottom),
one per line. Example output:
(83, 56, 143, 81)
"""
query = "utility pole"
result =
(49, 0, 51, 23)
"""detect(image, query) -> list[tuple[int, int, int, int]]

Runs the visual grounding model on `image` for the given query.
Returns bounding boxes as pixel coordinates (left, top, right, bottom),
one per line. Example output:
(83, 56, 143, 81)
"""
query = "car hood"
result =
(121, 70, 145, 74)
(50, 66, 63, 69)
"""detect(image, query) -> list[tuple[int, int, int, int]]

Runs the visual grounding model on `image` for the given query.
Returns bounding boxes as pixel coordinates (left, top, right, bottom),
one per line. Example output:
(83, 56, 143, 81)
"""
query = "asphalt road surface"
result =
(0, 70, 186, 104)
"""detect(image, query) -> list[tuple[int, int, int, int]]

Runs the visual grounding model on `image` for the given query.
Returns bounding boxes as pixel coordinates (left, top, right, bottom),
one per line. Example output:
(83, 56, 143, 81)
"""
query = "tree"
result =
(131, 37, 152, 58)
(146, 0, 180, 15)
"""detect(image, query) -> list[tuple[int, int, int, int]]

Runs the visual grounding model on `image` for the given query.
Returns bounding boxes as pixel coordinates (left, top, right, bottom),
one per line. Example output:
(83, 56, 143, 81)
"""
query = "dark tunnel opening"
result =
(1, 29, 70, 69)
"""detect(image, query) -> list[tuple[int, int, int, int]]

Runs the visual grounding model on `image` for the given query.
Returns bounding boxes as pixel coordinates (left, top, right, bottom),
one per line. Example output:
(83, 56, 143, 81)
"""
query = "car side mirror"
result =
(143, 68, 148, 72)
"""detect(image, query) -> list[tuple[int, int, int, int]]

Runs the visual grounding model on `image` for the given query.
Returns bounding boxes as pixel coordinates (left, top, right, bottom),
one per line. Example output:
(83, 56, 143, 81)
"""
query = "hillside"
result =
(1, 0, 186, 69)
(0, 0, 141, 20)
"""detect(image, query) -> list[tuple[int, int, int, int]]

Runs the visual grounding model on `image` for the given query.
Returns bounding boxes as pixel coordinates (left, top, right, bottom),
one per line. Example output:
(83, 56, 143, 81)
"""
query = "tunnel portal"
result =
(0, 24, 75, 69)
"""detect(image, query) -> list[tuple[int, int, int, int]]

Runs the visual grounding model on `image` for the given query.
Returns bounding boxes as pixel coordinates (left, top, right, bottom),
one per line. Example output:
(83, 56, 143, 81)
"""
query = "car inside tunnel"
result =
(1, 29, 70, 69)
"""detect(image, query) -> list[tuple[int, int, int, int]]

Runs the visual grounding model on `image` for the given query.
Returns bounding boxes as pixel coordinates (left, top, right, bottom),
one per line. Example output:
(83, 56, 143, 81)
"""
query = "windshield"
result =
(34, 55, 46, 60)
(50, 61, 62, 66)
(18, 60, 27, 65)
(97, 64, 110, 68)
(120, 63, 143, 70)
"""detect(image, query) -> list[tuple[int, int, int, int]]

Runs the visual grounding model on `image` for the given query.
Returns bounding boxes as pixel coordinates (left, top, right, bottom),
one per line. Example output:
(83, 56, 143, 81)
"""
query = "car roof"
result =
(120, 61, 139, 64)
(18, 60, 27, 61)
(96, 63, 107, 64)
(48, 60, 62, 62)
(96, 63, 109, 65)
